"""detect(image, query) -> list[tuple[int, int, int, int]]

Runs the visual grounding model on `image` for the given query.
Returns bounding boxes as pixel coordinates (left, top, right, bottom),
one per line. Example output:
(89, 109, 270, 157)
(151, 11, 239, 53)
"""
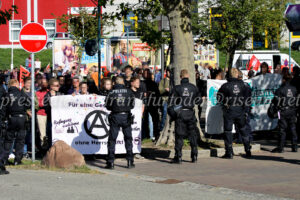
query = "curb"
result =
(141, 144, 261, 160)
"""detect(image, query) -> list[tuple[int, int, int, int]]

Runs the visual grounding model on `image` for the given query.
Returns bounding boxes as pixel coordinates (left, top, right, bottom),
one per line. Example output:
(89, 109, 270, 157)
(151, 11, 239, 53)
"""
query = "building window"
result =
(9, 20, 22, 42)
(43, 19, 56, 37)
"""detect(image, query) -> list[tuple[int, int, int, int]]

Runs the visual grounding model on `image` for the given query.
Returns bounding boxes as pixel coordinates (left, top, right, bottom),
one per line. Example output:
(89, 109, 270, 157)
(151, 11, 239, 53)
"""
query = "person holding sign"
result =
(105, 76, 135, 169)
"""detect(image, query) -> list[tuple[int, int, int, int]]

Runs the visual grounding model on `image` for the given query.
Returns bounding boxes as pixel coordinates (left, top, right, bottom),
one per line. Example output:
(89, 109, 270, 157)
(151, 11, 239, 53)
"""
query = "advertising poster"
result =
(81, 39, 107, 76)
(194, 41, 217, 66)
(51, 95, 142, 155)
(53, 39, 79, 74)
(110, 39, 161, 70)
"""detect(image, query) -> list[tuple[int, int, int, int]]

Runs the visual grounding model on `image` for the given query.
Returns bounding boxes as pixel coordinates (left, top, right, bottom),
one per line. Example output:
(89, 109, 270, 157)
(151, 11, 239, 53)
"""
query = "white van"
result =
(232, 50, 299, 74)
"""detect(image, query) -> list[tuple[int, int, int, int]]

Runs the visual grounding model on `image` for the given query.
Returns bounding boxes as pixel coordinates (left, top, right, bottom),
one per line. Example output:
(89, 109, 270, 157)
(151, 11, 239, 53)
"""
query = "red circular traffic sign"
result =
(19, 23, 48, 53)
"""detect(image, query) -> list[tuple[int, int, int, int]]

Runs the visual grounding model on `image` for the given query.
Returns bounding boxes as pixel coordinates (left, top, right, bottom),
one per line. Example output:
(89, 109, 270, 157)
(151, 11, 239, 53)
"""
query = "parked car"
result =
(291, 40, 300, 51)
(46, 32, 75, 49)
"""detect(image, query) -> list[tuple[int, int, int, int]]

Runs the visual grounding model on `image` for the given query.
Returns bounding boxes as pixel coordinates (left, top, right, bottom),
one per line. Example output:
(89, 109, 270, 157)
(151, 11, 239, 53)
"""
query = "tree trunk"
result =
(226, 51, 235, 76)
(167, 1, 194, 85)
(156, 0, 205, 146)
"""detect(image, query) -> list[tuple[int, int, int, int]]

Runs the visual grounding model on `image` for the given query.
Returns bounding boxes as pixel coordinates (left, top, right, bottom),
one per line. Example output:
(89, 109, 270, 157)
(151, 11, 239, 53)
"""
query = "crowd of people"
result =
(0, 58, 299, 173)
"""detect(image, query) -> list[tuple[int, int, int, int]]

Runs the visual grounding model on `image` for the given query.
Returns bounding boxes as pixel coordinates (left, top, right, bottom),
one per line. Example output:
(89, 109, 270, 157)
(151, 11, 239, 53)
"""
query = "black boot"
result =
(127, 160, 135, 169)
(0, 166, 9, 175)
(271, 147, 284, 153)
(191, 155, 197, 163)
(222, 147, 233, 159)
(292, 145, 298, 152)
(105, 162, 114, 170)
(13, 160, 22, 166)
(221, 152, 233, 159)
(171, 156, 182, 164)
(244, 145, 252, 158)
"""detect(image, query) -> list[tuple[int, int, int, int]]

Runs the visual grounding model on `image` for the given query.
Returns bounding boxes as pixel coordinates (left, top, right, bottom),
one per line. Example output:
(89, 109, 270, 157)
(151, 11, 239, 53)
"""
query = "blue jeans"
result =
(148, 114, 154, 139)
(160, 102, 168, 131)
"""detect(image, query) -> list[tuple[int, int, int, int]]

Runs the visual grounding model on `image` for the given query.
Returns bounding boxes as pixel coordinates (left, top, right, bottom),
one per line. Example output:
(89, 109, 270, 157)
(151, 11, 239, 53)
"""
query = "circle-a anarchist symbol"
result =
(84, 110, 109, 139)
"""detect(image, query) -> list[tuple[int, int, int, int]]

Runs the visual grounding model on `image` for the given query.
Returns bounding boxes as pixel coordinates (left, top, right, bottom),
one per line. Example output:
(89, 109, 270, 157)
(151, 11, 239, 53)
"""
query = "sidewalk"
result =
(88, 144, 300, 200)
(0, 169, 289, 200)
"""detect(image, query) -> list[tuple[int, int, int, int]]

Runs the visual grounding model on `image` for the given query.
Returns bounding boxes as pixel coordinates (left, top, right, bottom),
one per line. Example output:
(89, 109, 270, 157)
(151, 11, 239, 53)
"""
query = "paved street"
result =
(88, 143, 300, 200)
(0, 169, 292, 200)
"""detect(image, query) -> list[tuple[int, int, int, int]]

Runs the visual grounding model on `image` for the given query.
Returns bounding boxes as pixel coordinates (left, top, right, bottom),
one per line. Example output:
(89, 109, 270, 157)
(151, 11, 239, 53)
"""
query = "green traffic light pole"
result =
(97, 0, 102, 91)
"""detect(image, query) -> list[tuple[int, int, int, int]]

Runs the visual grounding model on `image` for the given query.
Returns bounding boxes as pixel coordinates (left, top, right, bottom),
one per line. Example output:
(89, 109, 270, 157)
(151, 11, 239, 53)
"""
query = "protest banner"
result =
(51, 95, 142, 154)
(206, 73, 282, 134)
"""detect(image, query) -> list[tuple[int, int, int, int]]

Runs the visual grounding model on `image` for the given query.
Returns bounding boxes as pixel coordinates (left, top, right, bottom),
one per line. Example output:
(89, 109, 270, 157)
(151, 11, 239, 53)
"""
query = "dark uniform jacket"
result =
(217, 78, 249, 111)
(105, 84, 135, 113)
(4, 86, 30, 117)
(169, 78, 202, 109)
(272, 82, 298, 115)
(0, 85, 7, 121)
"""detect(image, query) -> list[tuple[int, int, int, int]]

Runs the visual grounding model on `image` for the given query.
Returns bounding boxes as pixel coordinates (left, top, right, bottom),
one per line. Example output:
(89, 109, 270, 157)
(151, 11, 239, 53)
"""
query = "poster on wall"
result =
(206, 73, 282, 134)
(110, 39, 161, 70)
(194, 41, 218, 67)
(53, 39, 79, 74)
(51, 95, 142, 155)
(81, 39, 108, 76)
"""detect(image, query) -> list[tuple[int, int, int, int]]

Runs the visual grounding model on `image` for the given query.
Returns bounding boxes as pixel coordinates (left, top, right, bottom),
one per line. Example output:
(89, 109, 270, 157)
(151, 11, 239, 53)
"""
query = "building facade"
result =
(0, 0, 96, 48)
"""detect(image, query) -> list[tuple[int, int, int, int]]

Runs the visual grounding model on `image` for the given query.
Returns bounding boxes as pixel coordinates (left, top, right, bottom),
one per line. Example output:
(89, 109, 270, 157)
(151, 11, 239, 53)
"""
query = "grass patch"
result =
(0, 48, 52, 70)
(7, 159, 102, 174)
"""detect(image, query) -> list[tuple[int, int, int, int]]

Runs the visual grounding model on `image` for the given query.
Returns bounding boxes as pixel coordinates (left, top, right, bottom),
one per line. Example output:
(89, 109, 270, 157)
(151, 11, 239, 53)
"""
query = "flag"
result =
(19, 65, 30, 88)
(91, 72, 103, 87)
(248, 55, 261, 71)
(46, 63, 51, 71)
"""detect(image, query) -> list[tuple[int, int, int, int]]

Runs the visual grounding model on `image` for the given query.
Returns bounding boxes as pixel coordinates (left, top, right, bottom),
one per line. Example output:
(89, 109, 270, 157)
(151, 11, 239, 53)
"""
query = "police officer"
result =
(271, 74, 298, 153)
(235, 69, 253, 143)
(169, 69, 202, 164)
(105, 76, 135, 169)
(217, 68, 251, 159)
(0, 78, 9, 175)
(2, 79, 30, 165)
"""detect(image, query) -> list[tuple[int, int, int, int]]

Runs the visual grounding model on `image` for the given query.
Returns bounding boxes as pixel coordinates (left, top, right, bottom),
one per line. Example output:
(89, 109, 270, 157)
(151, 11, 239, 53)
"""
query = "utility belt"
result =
(182, 108, 193, 111)
(279, 106, 295, 111)
(111, 111, 130, 115)
(9, 114, 25, 118)
(108, 111, 134, 125)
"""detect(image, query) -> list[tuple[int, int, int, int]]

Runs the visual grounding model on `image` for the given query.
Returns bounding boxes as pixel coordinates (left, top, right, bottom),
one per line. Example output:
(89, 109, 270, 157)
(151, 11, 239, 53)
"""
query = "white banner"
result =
(51, 95, 142, 154)
(206, 74, 282, 134)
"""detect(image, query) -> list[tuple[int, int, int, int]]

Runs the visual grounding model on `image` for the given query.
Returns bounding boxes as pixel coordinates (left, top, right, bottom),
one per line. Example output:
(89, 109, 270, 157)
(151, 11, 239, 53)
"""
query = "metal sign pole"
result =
(31, 53, 35, 161)
(97, 0, 101, 91)
(289, 31, 292, 73)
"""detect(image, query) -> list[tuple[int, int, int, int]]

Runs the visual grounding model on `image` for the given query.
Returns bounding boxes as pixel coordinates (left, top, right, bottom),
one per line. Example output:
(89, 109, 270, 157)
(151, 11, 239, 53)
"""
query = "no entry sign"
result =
(19, 23, 48, 53)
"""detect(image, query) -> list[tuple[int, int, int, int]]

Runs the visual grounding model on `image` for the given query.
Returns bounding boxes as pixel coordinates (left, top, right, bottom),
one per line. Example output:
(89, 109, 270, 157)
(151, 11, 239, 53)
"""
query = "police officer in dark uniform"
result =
(235, 70, 253, 143)
(169, 69, 202, 164)
(2, 79, 30, 165)
(271, 74, 298, 153)
(0, 77, 9, 175)
(105, 76, 135, 169)
(217, 68, 251, 159)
